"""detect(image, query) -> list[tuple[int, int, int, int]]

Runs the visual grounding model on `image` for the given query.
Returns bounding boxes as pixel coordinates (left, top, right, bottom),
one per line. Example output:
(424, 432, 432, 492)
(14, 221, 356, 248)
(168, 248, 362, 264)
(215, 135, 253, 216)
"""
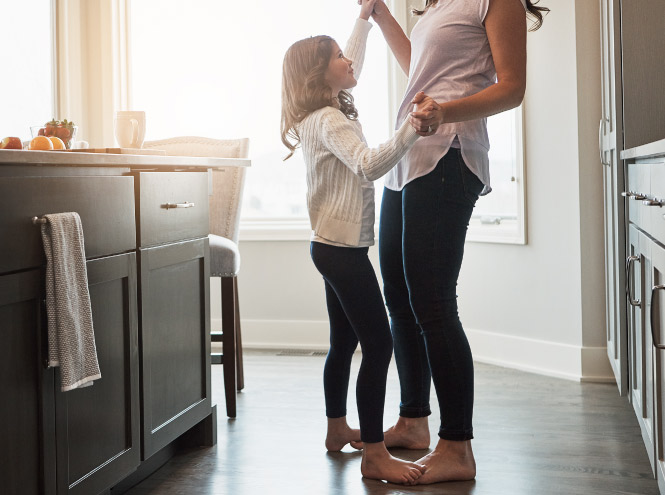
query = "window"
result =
(129, 0, 526, 244)
(0, 0, 55, 140)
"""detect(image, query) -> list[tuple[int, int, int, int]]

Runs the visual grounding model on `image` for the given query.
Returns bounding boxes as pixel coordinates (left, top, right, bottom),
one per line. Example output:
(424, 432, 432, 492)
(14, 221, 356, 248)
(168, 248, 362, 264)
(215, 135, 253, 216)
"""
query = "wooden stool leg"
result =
(221, 276, 237, 418)
(234, 277, 244, 391)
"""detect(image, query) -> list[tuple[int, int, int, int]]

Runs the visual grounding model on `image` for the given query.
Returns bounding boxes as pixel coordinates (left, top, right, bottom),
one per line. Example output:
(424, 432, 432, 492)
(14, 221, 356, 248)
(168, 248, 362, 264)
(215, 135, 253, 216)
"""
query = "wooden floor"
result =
(125, 349, 659, 495)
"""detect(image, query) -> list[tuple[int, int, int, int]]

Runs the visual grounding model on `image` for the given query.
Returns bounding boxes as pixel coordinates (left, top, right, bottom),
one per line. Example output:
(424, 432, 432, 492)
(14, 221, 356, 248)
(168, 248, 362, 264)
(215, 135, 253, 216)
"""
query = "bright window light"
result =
(130, 0, 525, 244)
(0, 0, 54, 140)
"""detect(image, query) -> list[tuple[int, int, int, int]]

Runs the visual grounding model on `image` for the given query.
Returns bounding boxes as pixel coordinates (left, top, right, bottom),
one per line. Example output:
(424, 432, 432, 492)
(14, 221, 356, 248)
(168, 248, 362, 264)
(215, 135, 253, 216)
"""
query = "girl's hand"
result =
(409, 91, 443, 136)
(359, 0, 389, 20)
(358, 0, 378, 20)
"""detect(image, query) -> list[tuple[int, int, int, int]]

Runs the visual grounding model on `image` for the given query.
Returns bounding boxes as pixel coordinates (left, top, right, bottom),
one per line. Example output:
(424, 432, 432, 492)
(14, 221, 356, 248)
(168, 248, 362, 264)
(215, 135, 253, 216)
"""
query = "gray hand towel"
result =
(40, 212, 101, 391)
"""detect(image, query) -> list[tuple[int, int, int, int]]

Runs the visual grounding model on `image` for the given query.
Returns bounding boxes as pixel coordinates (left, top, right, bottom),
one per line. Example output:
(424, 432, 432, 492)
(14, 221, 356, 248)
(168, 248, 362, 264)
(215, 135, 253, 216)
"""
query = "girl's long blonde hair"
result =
(280, 35, 358, 160)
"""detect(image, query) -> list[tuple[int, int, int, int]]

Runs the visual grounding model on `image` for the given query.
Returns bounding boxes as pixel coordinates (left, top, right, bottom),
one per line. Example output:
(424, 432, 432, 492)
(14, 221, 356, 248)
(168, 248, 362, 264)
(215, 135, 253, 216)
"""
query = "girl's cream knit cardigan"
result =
(297, 18, 419, 246)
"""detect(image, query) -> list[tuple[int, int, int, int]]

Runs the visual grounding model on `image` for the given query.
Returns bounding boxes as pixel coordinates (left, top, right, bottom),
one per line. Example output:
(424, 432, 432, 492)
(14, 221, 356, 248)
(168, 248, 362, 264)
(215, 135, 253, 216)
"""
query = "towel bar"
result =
(32, 216, 47, 225)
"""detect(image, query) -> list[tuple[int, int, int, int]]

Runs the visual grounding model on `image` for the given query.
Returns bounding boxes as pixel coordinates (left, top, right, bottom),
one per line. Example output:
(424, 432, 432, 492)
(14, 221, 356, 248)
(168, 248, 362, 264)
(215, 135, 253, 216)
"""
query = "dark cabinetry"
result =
(0, 165, 214, 494)
(133, 172, 211, 459)
(55, 253, 140, 495)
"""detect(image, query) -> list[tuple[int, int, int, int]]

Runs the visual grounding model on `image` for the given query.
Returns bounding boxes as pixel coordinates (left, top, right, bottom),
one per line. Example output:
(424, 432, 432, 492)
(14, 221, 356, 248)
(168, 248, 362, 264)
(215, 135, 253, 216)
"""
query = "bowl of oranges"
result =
(30, 119, 78, 150)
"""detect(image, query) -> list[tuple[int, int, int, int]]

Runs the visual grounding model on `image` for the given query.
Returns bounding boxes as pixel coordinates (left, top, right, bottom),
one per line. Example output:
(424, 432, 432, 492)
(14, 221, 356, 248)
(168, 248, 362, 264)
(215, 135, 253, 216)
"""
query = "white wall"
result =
(213, 0, 612, 382)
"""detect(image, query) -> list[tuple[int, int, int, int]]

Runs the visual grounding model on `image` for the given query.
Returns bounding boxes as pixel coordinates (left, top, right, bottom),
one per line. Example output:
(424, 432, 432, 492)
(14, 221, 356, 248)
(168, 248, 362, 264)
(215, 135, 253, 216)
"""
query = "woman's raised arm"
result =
(368, 0, 411, 75)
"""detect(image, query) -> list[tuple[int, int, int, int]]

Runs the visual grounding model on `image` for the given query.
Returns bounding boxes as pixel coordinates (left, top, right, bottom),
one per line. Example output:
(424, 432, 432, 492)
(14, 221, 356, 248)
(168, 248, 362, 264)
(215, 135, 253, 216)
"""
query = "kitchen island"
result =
(0, 149, 249, 495)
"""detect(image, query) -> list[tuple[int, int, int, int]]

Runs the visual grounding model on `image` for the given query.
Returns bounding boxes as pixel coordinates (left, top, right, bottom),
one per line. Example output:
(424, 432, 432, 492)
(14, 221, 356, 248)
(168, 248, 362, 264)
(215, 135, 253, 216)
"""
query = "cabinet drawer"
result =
(627, 162, 650, 231)
(135, 172, 209, 247)
(0, 176, 136, 274)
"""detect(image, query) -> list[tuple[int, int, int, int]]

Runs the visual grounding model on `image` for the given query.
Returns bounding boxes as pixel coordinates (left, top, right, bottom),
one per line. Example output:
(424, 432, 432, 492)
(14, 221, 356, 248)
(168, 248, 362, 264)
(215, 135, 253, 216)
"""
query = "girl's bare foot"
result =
(383, 416, 431, 449)
(361, 441, 426, 485)
(415, 439, 476, 484)
(325, 417, 362, 451)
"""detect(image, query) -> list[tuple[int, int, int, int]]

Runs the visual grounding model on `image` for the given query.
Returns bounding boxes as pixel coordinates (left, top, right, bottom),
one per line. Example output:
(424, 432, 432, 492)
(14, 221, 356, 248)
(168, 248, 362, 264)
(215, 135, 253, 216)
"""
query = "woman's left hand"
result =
(410, 91, 443, 136)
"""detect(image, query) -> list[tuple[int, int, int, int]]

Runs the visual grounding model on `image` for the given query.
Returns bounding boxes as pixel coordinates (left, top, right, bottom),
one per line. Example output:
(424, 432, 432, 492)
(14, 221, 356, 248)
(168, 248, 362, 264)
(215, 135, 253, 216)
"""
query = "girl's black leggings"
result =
(310, 241, 393, 444)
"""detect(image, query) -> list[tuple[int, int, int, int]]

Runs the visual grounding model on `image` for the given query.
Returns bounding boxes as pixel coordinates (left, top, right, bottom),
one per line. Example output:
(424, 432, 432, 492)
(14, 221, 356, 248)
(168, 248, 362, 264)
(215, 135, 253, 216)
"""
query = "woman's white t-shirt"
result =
(384, 0, 527, 195)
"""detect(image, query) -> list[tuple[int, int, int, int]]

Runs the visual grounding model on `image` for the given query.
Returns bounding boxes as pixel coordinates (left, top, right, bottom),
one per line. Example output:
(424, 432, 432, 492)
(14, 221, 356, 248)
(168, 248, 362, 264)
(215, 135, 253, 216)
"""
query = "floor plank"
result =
(123, 350, 659, 495)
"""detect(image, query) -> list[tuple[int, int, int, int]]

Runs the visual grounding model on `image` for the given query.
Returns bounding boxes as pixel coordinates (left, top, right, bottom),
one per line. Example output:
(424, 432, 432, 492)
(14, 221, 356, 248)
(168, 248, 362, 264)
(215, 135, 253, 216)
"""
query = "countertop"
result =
(621, 138, 665, 161)
(0, 149, 250, 170)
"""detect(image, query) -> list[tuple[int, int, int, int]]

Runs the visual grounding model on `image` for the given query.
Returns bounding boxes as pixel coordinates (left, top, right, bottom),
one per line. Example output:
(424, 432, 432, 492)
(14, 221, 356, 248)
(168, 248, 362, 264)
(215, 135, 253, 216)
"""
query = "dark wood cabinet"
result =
(0, 160, 219, 494)
(55, 253, 140, 495)
(139, 239, 211, 459)
(0, 269, 56, 495)
(133, 171, 212, 460)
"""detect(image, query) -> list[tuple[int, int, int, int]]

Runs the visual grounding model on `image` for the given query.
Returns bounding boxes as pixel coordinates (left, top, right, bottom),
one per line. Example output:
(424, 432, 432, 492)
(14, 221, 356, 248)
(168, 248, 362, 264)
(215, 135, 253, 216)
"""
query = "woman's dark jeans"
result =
(378, 148, 483, 441)
(310, 242, 393, 444)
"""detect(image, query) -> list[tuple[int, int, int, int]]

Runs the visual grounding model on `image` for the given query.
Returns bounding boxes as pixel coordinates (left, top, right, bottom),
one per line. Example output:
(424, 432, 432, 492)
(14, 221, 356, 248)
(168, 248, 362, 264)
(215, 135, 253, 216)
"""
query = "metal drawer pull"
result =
(160, 202, 196, 209)
(626, 255, 641, 307)
(621, 191, 647, 200)
(643, 199, 663, 207)
(650, 284, 665, 349)
(32, 216, 47, 225)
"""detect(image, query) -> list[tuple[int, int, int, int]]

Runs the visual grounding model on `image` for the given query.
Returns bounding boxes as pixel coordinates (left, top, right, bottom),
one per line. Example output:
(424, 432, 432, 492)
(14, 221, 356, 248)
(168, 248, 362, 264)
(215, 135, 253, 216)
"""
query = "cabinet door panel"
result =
(652, 240, 665, 491)
(0, 270, 56, 495)
(55, 253, 140, 495)
(601, 0, 627, 393)
(140, 238, 211, 459)
(640, 230, 656, 471)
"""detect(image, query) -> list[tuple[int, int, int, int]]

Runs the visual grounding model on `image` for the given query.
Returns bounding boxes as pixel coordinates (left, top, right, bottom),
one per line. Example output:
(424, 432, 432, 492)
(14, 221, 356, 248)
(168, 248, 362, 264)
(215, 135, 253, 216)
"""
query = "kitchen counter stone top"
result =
(0, 149, 250, 170)
(621, 138, 665, 160)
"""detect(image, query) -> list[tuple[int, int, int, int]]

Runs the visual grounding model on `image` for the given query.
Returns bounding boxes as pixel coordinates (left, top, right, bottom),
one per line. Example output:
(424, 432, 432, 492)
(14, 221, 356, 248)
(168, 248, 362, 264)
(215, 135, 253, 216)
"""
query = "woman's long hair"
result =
(280, 35, 358, 160)
(413, 0, 549, 31)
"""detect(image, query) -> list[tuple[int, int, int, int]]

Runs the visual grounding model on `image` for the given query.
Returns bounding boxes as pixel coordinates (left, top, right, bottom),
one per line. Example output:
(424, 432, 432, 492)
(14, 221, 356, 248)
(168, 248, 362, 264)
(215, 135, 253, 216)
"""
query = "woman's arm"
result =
(412, 0, 527, 128)
(369, 0, 411, 75)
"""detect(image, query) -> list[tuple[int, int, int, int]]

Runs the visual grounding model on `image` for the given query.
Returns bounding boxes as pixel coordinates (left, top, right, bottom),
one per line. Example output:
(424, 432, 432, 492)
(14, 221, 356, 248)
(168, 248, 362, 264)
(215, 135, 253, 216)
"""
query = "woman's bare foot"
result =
(383, 416, 431, 449)
(361, 441, 426, 485)
(325, 417, 362, 451)
(415, 439, 476, 484)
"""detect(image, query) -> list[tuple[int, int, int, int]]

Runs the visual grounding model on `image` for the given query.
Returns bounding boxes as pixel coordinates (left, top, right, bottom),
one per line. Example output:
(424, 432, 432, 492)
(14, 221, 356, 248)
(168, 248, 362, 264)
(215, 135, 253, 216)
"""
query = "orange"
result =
(48, 136, 66, 150)
(29, 136, 54, 151)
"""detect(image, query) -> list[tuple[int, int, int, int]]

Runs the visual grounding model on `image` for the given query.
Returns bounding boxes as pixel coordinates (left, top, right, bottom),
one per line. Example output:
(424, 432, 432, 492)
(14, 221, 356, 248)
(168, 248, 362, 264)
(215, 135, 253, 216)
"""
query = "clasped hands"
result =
(410, 91, 443, 136)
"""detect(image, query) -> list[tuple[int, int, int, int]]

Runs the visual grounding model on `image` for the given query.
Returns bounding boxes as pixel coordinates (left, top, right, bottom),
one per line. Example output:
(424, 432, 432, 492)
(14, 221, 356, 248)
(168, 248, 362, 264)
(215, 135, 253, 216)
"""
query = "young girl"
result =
(280, 0, 437, 485)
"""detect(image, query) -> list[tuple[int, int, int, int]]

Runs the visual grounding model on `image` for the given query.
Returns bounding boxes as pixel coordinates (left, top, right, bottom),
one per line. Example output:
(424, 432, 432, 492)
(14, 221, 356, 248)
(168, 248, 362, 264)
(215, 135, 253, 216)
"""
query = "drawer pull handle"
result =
(651, 285, 665, 349)
(622, 192, 647, 200)
(32, 216, 47, 225)
(161, 202, 196, 209)
(643, 199, 663, 207)
(626, 255, 641, 307)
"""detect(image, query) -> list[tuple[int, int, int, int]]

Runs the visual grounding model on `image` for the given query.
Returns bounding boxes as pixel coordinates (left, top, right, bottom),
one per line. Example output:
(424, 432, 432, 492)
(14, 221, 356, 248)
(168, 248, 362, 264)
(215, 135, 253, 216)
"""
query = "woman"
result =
(368, 0, 549, 484)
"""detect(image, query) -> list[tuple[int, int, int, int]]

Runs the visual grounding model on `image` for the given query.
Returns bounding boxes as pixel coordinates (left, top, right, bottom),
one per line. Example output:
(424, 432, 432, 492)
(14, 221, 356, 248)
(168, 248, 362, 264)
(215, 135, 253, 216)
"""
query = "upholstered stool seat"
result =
(209, 235, 240, 277)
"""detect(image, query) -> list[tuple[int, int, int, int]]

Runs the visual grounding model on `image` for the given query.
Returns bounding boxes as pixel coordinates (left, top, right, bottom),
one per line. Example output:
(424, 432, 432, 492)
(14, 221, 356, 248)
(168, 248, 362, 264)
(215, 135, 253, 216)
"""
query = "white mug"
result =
(114, 110, 146, 148)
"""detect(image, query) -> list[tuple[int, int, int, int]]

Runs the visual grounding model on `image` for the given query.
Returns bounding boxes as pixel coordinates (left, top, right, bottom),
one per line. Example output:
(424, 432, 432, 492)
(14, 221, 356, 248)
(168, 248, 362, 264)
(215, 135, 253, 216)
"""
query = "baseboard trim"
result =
(218, 318, 615, 383)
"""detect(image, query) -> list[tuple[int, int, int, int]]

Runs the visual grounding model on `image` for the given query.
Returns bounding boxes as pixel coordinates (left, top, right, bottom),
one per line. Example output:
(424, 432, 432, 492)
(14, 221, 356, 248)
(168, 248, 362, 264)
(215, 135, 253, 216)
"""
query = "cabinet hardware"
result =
(160, 202, 196, 209)
(32, 216, 47, 224)
(650, 285, 665, 349)
(626, 255, 641, 307)
(598, 119, 610, 166)
(642, 199, 663, 207)
(621, 192, 647, 200)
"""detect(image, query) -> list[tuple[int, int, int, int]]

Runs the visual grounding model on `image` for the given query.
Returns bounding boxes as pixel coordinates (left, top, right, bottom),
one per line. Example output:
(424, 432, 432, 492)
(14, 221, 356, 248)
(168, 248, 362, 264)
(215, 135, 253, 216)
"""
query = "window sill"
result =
(240, 218, 526, 245)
